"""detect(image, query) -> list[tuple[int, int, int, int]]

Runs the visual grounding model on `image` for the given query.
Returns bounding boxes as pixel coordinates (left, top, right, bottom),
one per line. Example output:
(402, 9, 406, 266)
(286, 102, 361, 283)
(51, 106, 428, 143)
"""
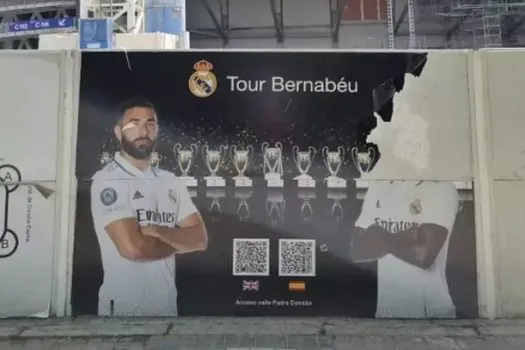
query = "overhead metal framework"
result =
(0, 0, 76, 49)
(423, 0, 525, 48)
(269, 0, 284, 47)
(329, 0, 343, 48)
(394, 3, 409, 35)
(382, 0, 525, 49)
(407, 0, 417, 48)
(191, 0, 525, 49)
(199, 0, 229, 46)
(196, 0, 344, 47)
(386, 0, 420, 48)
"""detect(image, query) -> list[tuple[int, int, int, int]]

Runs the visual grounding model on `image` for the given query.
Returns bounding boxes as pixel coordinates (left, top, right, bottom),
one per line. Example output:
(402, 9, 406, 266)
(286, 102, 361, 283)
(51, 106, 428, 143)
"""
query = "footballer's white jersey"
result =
(91, 152, 198, 316)
(355, 181, 459, 318)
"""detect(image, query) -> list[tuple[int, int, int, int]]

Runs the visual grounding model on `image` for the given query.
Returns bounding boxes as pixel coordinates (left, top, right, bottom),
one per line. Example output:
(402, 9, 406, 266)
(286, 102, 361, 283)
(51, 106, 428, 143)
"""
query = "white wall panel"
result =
(0, 183, 56, 318)
(484, 50, 525, 180)
(0, 51, 71, 318)
(0, 51, 62, 182)
(482, 49, 525, 317)
(493, 181, 525, 316)
(39, 33, 79, 50)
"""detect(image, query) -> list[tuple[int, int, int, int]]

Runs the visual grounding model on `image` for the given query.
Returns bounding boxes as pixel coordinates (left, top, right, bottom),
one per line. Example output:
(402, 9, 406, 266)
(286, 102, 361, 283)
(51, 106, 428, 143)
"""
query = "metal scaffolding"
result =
(385, 0, 420, 49)
(430, 0, 525, 48)
(384, 0, 525, 49)
(386, 0, 395, 48)
(407, 0, 417, 48)
(198, 0, 344, 48)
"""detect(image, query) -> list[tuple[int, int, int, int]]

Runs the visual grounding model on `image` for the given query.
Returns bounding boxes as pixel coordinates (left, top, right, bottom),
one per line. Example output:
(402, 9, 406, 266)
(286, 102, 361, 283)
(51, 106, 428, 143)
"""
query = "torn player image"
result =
(350, 180, 459, 318)
(90, 97, 208, 316)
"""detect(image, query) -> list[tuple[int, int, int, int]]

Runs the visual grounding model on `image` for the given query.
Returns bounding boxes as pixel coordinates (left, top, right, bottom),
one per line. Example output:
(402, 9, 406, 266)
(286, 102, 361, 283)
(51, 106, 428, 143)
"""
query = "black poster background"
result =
(72, 51, 477, 317)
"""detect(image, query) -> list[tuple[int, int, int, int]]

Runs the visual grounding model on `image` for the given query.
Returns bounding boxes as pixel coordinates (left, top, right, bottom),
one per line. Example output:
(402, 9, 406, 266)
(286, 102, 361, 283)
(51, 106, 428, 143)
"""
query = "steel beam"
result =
(329, 0, 343, 46)
(219, 0, 230, 45)
(392, 0, 396, 26)
(445, 0, 482, 42)
(199, 0, 228, 45)
(269, 0, 284, 45)
(394, 3, 408, 35)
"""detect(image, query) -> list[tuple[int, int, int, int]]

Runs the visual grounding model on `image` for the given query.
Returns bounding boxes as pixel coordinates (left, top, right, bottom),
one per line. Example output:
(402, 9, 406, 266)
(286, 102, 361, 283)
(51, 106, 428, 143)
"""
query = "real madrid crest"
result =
(409, 198, 422, 215)
(189, 60, 217, 98)
(168, 189, 177, 204)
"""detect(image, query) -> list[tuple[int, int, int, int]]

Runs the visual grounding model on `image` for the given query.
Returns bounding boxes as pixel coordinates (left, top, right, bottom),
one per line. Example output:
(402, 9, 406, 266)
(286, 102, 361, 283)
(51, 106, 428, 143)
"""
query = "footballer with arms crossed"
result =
(350, 180, 459, 318)
(90, 97, 207, 316)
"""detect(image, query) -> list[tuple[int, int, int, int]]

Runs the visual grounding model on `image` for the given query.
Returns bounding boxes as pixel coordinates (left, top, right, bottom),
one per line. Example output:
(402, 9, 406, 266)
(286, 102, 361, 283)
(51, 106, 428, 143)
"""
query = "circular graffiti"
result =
(0, 164, 21, 258)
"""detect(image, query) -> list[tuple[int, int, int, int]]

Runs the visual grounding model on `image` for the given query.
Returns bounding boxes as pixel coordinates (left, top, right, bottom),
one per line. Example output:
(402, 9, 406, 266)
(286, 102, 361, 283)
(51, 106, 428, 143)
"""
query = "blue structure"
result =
(144, 0, 185, 34)
(79, 18, 113, 49)
(8, 18, 75, 33)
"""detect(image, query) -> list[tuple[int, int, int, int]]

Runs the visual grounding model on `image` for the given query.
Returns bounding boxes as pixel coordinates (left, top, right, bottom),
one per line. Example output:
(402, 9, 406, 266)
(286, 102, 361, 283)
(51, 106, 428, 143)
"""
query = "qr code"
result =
(232, 238, 270, 276)
(278, 239, 316, 277)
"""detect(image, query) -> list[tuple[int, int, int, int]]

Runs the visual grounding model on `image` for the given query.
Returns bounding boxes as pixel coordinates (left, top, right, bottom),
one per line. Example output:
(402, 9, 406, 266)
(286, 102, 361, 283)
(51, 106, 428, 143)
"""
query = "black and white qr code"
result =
(232, 238, 270, 276)
(278, 239, 316, 277)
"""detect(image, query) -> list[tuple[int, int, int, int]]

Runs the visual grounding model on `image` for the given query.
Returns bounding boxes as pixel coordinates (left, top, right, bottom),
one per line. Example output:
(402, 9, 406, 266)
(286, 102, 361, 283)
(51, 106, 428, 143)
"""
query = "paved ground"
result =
(1, 317, 525, 349)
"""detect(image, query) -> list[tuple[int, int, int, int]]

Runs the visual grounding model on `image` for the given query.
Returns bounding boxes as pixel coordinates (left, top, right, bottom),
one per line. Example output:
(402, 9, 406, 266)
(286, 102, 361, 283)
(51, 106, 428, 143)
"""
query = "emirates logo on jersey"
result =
(136, 209, 176, 224)
(374, 218, 419, 233)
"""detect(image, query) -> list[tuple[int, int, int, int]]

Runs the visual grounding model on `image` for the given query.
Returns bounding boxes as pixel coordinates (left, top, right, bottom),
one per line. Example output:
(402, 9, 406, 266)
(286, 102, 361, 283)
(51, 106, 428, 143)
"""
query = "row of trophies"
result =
(204, 189, 346, 225)
(99, 142, 376, 189)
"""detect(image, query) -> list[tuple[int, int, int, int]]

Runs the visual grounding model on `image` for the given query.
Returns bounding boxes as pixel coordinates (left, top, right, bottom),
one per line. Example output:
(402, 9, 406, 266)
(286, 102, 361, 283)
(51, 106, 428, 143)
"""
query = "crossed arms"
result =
(91, 179, 207, 262)
(350, 223, 448, 270)
(105, 213, 207, 261)
(350, 182, 459, 270)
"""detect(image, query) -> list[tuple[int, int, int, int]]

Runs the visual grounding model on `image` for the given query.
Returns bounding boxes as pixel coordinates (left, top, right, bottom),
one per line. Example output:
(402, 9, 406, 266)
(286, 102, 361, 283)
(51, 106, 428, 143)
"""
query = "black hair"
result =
(115, 97, 156, 125)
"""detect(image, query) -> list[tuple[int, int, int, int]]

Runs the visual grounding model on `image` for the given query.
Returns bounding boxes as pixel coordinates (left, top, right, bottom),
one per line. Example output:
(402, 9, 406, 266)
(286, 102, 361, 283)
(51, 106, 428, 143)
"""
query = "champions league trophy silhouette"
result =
(293, 146, 316, 188)
(262, 142, 284, 188)
(207, 189, 225, 222)
(98, 151, 113, 166)
(322, 146, 346, 188)
(235, 189, 252, 223)
(173, 143, 198, 187)
(150, 152, 163, 169)
(266, 190, 285, 226)
(231, 145, 254, 187)
(298, 190, 315, 223)
(202, 145, 227, 187)
(327, 190, 346, 222)
(351, 146, 376, 177)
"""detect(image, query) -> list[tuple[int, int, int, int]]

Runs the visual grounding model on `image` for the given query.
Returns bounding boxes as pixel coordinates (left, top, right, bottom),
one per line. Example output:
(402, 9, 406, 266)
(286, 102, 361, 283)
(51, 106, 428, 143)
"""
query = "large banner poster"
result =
(73, 51, 478, 318)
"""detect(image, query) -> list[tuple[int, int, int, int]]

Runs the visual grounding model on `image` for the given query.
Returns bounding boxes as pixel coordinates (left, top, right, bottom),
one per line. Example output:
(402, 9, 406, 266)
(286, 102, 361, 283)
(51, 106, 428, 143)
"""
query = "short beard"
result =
(121, 136, 155, 160)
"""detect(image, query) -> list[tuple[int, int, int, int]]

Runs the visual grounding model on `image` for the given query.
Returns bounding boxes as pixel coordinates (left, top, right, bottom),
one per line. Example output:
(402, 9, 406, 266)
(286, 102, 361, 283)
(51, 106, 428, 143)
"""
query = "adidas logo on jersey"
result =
(133, 190, 144, 200)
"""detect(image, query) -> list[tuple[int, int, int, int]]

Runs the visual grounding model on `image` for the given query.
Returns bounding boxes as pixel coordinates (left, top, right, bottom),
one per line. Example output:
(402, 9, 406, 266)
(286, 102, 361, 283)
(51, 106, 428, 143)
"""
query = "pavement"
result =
(1, 317, 525, 349)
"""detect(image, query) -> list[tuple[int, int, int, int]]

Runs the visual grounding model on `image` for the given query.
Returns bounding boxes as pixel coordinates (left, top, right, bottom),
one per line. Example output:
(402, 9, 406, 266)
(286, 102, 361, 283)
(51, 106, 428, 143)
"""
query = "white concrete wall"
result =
(481, 49, 525, 317)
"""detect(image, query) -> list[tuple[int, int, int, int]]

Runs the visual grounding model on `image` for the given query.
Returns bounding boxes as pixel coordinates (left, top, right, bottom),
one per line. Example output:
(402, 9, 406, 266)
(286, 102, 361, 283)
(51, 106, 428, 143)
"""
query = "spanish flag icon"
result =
(288, 281, 306, 292)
